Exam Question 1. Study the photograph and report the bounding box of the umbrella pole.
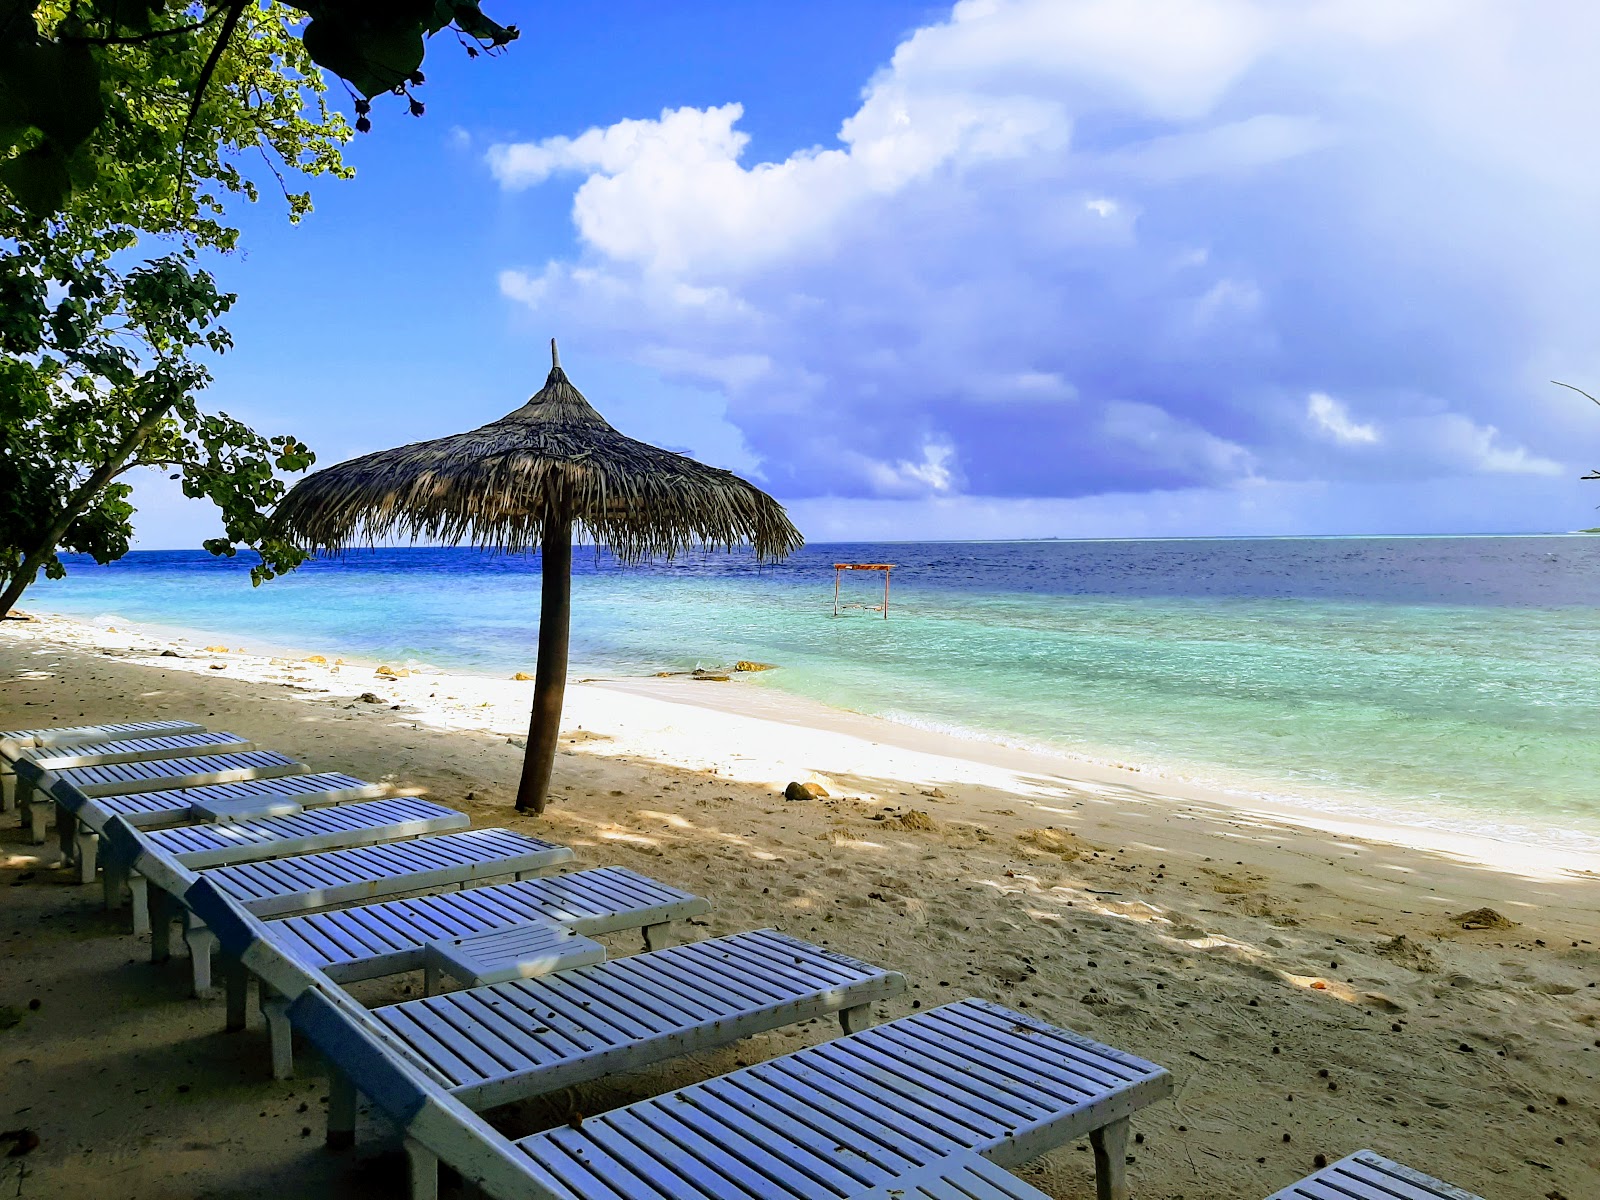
[516,515,573,813]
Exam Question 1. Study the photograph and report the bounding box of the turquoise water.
[31,537,1600,849]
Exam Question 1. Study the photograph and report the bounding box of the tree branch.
[177,2,249,184]
[59,10,224,47]
[1552,379,1600,407]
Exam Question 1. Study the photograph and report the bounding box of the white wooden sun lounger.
[75,773,380,891]
[345,927,907,1147]
[234,866,712,1071]
[1263,1150,1485,1200]
[84,771,384,831]
[28,748,306,846]
[263,866,710,984]
[2,719,208,811]
[187,867,1169,1200]
[97,796,472,910]
[17,731,256,841]
[100,816,575,996]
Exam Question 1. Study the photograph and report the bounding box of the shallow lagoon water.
[35,536,1600,850]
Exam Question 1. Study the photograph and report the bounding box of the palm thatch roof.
[272,342,803,562]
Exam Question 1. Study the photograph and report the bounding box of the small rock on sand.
[1017,827,1085,861]
[376,665,411,678]
[1449,907,1516,931]
[876,809,937,832]
[357,692,384,704]
[785,781,828,801]
[512,672,534,681]
[734,661,776,672]
[1374,934,1439,972]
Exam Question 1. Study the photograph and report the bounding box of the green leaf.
[301,16,426,99]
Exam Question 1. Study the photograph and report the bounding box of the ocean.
[30,536,1600,851]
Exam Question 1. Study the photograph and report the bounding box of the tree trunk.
[0,548,46,619]
[515,515,572,813]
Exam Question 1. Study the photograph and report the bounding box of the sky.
[132,0,1600,547]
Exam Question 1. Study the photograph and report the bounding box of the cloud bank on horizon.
[486,0,1600,537]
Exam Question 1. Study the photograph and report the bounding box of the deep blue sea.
[32,537,1600,849]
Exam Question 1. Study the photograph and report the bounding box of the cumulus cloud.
[486,0,1596,525]
[1308,393,1379,445]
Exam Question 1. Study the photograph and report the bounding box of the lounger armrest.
[291,986,553,1200]
[101,815,202,895]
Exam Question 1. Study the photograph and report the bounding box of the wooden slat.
[89,773,380,829]
[849,1153,1055,1200]
[1263,1150,1485,1200]
[369,930,904,1110]
[265,867,704,983]
[206,829,574,917]
[508,999,1171,1198]
[0,720,205,760]
[50,751,305,805]
[144,797,468,867]
[17,731,251,772]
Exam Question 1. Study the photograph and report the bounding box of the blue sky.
[133,0,1600,546]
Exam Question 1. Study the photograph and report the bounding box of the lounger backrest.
[184,875,552,1200]
[101,814,202,895]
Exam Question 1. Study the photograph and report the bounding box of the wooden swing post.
[832,563,895,619]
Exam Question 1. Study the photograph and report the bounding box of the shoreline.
[18,605,1600,882]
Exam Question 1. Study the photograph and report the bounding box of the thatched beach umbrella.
[273,341,802,813]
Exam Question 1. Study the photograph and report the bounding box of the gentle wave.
[31,536,1600,849]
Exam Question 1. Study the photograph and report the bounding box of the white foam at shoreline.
[12,606,1600,882]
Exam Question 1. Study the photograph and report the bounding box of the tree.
[0,2,515,617]
[1551,382,1600,487]
[0,1,519,221]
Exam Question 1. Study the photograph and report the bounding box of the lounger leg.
[102,856,128,911]
[17,777,35,830]
[641,921,677,952]
[130,874,151,937]
[56,804,76,864]
[839,1002,876,1035]
[1090,1117,1131,1200]
[75,829,98,885]
[27,792,47,846]
[327,1071,358,1149]
[224,958,249,1032]
[149,889,172,962]
[1,767,13,814]
[422,963,440,997]
[404,1137,439,1200]
[186,925,218,997]
[262,989,295,1080]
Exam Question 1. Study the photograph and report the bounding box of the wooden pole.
[883,566,890,619]
[833,567,842,616]
[516,514,572,813]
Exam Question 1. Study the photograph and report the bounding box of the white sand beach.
[2,609,1596,1199]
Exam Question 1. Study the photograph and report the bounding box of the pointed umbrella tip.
[550,338,560,370]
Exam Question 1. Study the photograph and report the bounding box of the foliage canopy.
[0,1,514,616]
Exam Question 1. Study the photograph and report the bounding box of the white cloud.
[1308,392,1379,445]
[861,440,960,497]
[1427,414,1561,477]
[486,0,1596,523]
